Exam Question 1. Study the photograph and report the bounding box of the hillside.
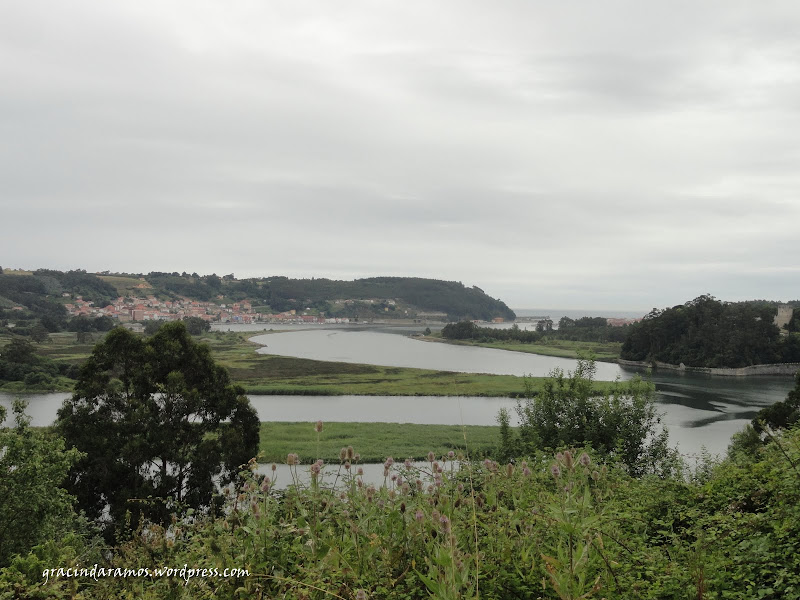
[0,269,515,327]
[105,272,516,322]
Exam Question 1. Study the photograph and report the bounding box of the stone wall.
[617,359,800,377]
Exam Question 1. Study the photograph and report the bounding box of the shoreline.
[417,334,621,363]
[618,359,800,377]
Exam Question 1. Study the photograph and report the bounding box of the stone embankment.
[617,359,800,377]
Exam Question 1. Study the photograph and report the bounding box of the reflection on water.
[2,327,795,460]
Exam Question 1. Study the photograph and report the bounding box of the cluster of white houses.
[64,296,350,325]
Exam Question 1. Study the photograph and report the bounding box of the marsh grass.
[259,422,501,463]
[425,334,622,362]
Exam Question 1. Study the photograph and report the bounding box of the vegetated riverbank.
[420,333,622,362]
[4,329,600,397]
[258,422,501,463]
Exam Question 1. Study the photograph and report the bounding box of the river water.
[2,326,795,459]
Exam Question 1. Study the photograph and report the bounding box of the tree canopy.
[621,295,797,368]
[0,400,83,566]
[55,322,260,535]
[501,359,675,477]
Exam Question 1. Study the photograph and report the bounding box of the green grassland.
[258,421,502,463]
[424,334,622,362]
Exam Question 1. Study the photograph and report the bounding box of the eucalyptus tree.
[56,322,260,535]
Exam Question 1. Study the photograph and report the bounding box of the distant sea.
[513,308,647,322]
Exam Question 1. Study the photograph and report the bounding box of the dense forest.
[144,273,516,321]
[620,295,800,368]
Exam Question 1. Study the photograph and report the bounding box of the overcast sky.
[1,1,799,311]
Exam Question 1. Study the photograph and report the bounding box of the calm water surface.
[251,329,626,380]
[3,328,794,459]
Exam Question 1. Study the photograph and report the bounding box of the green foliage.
[621,295,787,367]
[236,276,515,321]
[0,274,68,331]
[55,323,260,536]
[0,336,63,388]
[3,419,800,599]
[0,400,84,567]
[512,359,675,477]
[183,315,212,335]
[729,371,800,458]
[442,318,629,346]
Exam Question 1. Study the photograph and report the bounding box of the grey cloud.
[2,1,800,309]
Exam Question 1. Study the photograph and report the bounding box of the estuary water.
[2,326,795,458]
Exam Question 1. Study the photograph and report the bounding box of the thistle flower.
[347,446,354,460]
[457,482,464,492]
[506,463,514,478]
[271,463,277,472]
[344,461,351,471]
[523,467,531,477]
[550,464,561,478]
[439,515,451,534]
[404,458,412,469]
[340,447,348,462]
[579,452,591,467]
[356,590,367,600]
[314,420,323,433]
[415,509,424,522]
[563,450,574,470]
[354,453,361,462]
[260,477,271,493]
[287,453,297,466]
[448,450,455,459]
[357,467,364,476]
[591,470,600,481]
[427,451,435,462]
[383,466,390,477]
[384,456,394,468]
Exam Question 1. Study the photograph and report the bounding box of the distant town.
[63,294,354,326]
[62,293,646,329]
